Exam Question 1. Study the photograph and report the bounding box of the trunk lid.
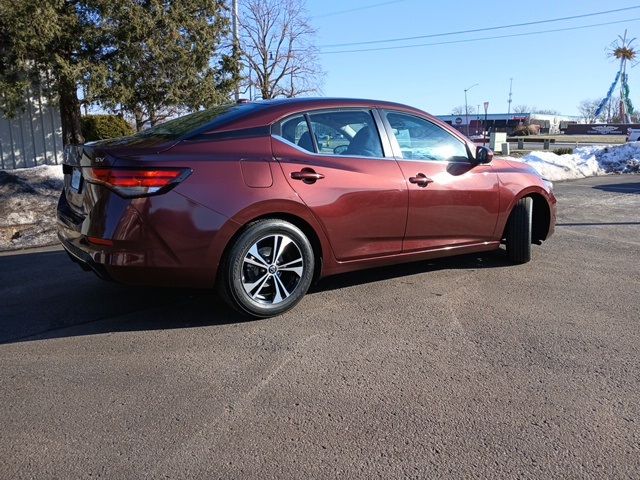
[61,136,179,216]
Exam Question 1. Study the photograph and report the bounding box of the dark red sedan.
[58,98,556,317]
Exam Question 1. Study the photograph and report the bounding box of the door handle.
[291,168,325,184]
[408,173,433,187]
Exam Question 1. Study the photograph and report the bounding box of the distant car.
[58,98,556,318]
[627,128,640,142]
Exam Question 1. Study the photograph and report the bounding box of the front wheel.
[505,197,532,264]
[219,219,315,318]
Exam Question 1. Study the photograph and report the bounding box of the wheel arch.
[501,187,552,243]
[212,202,331,285]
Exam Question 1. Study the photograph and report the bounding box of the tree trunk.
[149,108,157,127]
[134,108,145,132]
[58,75,84,146]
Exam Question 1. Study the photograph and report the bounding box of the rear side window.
[308,110,383,158]
[277,109,384,158]
[281,115,314,153]
[385,111,468,162]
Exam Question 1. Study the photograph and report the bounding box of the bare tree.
[239,0,322,99]
[577,99,604,123]
[532,108,560,115]
[513,104,530,114]
[451,105,476,115]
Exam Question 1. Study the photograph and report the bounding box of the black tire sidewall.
[506,197,532,263]
[225,220,314,318]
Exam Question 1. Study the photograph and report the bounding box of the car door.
[272,109,407,261]
[380,109,500,252]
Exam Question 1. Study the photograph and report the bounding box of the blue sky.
[306,0,640,115]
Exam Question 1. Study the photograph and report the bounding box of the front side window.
[385,111,469,162]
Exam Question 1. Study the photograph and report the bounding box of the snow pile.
[573,142,640,174]
[518,150,602,181]
[0,165,63,250]
[513,142,640,181]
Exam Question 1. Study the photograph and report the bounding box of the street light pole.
[464,83,479,137]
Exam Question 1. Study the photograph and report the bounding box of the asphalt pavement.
[1,176,639,479]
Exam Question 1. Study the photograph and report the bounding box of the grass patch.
[553,147,574,155]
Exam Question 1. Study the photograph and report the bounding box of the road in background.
[507,141,623,152]
[1,176,639,478]
[470,135,627,153]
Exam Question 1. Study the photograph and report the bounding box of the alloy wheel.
[241,234,304,305]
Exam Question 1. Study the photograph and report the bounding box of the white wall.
[0,94,63,170]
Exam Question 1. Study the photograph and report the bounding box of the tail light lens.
[83,167,191,198]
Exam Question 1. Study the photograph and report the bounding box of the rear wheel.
[506,197,532,264]
[219,219,314,318]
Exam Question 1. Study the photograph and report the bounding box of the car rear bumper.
[57,221,219,288]
[56,189,232,289]
[58,231,113,281]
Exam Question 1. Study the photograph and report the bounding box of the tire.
[506,197,532,264]
[218,219,315,318]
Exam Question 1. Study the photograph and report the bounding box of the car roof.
[248,97,416,109]
[203,97,433,133]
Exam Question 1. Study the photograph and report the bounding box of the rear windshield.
[134,105,242,140]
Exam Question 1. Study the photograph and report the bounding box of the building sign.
[455,117,463,125]
[564,123,640,135]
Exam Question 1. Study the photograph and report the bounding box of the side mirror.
[475,146,493,164]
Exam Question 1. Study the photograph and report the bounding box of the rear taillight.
[83,167,191,198]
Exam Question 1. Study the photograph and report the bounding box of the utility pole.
[464,83,478,137]
[483,102,489,146]
[507,78,513,115]
[618,29,631,123]
[232,0,240,102]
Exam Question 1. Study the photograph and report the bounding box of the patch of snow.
[508,142,640,181]
[0,165,64,251]
[12,164,65,181]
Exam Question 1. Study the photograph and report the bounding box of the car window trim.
[303,113,320,153]
[380,109,472,164]
[371,109,395,158]
[273,108,395,161]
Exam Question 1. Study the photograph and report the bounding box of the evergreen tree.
[0,0,101,145]
[0,0,238,142]
[91,0,237,131]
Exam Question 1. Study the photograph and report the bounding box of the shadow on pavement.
[592,182,640,194]
[0,250,246,345]
[557,222,640,226]
[313,250,511,293]
[0,248,511,345]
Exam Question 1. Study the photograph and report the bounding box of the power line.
[319,5,640,48]
[313,0,407,19]
[319,17,640,54]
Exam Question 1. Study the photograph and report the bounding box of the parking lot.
[1,176,639,478]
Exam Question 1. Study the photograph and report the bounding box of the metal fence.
[0,94,63,170]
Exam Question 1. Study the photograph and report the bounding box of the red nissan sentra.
[58,98,556,317]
